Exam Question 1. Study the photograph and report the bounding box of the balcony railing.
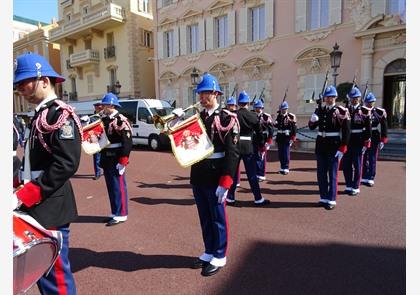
[104,46,116,59]
[60,0,73,8]
[70,49,100,67]
[50,3,126,40]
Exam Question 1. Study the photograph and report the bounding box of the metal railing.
[104,46,115,59]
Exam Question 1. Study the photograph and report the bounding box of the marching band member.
[253,99,274,181]
[13,52,82,295]
[274,101,297,175]
[226,91,270,206]
[187,73,240,276]
[308,85,350,210]
[92,103,104,180]
[98,93,133,226]
[342,87,372,196]
[225,97,241,187]
[361,92,388,187]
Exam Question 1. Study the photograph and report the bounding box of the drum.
[81,119,110,155]
[13,212,62,295]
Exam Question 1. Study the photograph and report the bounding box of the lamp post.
[62,90,69,102]
[191,67,199,103]
[329,42,343,87]
[114,80,122,96]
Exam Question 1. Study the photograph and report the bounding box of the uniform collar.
[35,94,58,112]
[351,104,360,110]
[205,103,220,116]
[325,104,335,110]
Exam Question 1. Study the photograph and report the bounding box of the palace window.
[164,30,174,58]
[250,5,265,42]
[215,15,228,48]
[307,0,329,30]
[187,24,199,54]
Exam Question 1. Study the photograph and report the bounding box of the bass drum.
[13,212,62,295]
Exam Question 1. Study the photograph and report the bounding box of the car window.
[149,107,173,117]
[119,101,137,124]
[138,107,151,123]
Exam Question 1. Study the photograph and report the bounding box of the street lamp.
[114,80,122,95]
[62,90,69,102]
[329,42,343,87]
[190,67,199,86]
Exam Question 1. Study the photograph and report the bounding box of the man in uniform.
[226,91,270,206]
[188,73,240,276]
[274,101,297,175]
[361,92,388,187]
[99,93,133,226]
[13,52,82,294]
[13,115,22,186]
[308,85,350,210]
[342,87,372,196]
[226,96,237,112]
[252,99,274,181]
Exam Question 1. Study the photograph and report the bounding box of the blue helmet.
[254,99,264,109]
[280,101,289,110]
[364,92,376,103]
[195,73,223,94]
[237,91,250,104]
[101,92,121,107]
[347,87,362,99]
[226,97,236,105]
[323,85,338,97]
[14,52,65,85]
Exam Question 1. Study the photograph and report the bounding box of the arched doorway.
[383,59,406,129]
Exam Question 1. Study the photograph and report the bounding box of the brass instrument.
[153,102,201,132]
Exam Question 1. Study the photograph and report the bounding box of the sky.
[13,0,58,24]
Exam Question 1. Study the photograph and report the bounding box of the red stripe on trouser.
[263,153,267,174]
[358,153,365,187]
[335,158,341,201]
[223,201,229,257]
[53,256,67,295]
[119,175,127,216]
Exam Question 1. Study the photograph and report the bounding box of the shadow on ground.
[214,241,405,295]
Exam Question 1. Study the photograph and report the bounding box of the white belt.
[351,129,363,133]
[318,132,340,137]
[371,127,378,130]
[277,130,290,135]
[105,143,122,148]
[207,152,225,159]
[13,151,17,156]
[240,136,252,140]
[20,170,43,181]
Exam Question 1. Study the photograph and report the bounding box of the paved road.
[26,148,405,295]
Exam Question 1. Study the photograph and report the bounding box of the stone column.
[361,34,375,86]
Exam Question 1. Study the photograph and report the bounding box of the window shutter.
[228,10,236,46]
[239,7,248,43]
[198,19,205,51]
[206,17,214,50]
[329,0,342,26]
[157,31,163,59]
[295,0,307,32]
[139,28,145,46]
[180,25,187,55]
[173,27,179,56]
[371,0,386,17]
[265,0,274,38]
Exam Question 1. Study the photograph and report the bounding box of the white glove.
[116,163,126,175]
[172,108,185,117]
[289,140,294,147]
[310,113,319,123]
[264,142,270,150]
[215,186,229,204]
[361,146,367,154]
[379,142,385,150]
[335,151,344,161]
[12,193,21,211]
[80,115,90,122]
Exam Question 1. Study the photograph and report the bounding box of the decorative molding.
[208,62,235,82]
[212,47,231,58]
[159,70,178,81]
[181,66,202,78]
[348,0,372,31]
[245,39,269,52]
[158,17,177,31]
[378,14,405,27]
[239,0,264,7]
[295,47,330,62]
[206,0,233,16]
[303,27,335,42]
[185,52,202,63]
[240,56,273,80]
[179,9,203,24]
[391,32,406,45]
[375,32,406,50]
[162,57,177,66]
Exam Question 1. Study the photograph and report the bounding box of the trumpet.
[153,102,201,132]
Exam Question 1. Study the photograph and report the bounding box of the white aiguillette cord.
[22,128,31,184]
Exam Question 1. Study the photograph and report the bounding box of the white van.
[69,98,173,150]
